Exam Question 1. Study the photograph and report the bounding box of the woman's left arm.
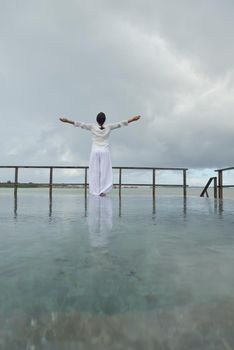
[127,115,141,123]
[109,115,141,130]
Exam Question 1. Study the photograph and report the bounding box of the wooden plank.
[0,165,188,171]
[200,177,214,197]
[0,182,187,187]
[0,165,88,169]
[113,166,188,171]
[215,166,234,172]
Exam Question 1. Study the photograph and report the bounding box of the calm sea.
[0,188,234,349]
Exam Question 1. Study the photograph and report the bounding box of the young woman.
[60,112,140,196]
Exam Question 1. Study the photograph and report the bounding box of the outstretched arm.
[59,117,92,130]
[128,115,141,123]
[109,115,141,130]
[59,117,75,125]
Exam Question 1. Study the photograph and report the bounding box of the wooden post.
[152,168,156,199]
[14,166,19,196]
[14,166,19,185]
[84,167,88,198]
[183,169,187,197]
[213,177,217,199]
[218,170,223,199]
[119,168,122,197]
[49,167,53,198]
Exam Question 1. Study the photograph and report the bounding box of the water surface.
[0,189,234,349]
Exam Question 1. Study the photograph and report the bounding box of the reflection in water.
[213,198,224,217]
[2,190,234,349]
[12,190,223,220]
[87,195,113,247]
[119,194,121,217]
[49,192,52,217]
[152,196,156,215]
[219,199,224,215]
[14,192,17,218]
[183,196,187,217]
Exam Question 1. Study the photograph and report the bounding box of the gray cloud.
[1,0,234,184]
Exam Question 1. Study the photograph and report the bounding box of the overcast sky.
[1,0,234,185]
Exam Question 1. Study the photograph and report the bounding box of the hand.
[131,115,141,122]
[59,117,69,123]
[128,115,141,123]
[133,115,141,121]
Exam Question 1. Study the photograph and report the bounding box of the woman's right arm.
[59,117,75,125]
[59,117,92,130]
[109,115,141,130]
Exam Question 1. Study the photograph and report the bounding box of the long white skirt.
[88,145,113,195]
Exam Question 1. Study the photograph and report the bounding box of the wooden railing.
[200,177,217,198]
[0,165,188,198]
[215,167,234,199]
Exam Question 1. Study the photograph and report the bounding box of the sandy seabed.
[1,298,234,350]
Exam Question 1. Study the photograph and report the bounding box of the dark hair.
[96,112,106,130]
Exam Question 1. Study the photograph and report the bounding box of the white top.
[74,120,128,147]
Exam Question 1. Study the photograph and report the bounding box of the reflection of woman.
[60,112,140,196]
[87,195,113,247]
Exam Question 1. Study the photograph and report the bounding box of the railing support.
[200,177,218,198]
[218,170,223,199]
[49,167,53,197]
[0,165,189,197]
[119,168,122,197]
[152,168,156,200]
[214,167,234,200]
[213,177,217,199]
[183,169,187,197]
[14,167,19,196]
[84,168,88,197]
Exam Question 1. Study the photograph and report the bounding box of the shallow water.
[0,189,234,349]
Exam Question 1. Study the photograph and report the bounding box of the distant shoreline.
[0,183,189,188]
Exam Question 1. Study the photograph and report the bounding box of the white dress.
[74,120,128,195]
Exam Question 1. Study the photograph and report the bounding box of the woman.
[60,112,141,196]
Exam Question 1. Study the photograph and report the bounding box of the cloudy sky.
[1,0,234,186]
